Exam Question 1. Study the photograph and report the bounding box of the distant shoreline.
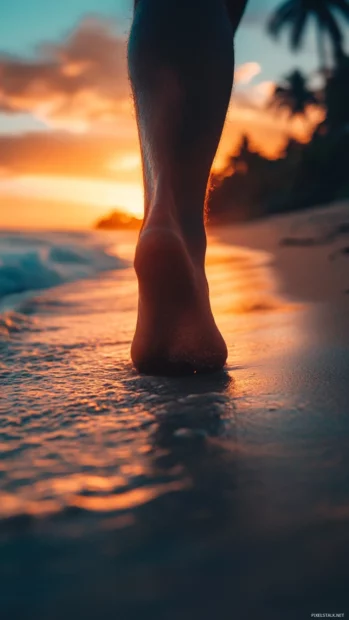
[94,210,141,231]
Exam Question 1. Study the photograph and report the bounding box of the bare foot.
[131,217,227,375]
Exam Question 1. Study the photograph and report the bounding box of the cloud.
[0,17,323,188]
[0,18,131,130]
[232,79,276,111]
[0,131,140,183]
[235,62,261,85]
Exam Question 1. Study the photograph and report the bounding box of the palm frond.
[318,5,344,53]
[330,0,349,21]
[267,0,296,37]
[290,9,309,49]
[269,67,319,118]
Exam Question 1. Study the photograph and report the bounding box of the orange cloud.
[0,131,141,182]
[0,18,131,131]
[234,62,261,85]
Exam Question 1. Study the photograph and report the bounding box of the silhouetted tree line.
[208,0,349,223]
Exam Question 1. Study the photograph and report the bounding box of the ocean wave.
[0,230,126,305]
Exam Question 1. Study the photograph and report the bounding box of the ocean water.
[0,230,126,312]
[1,229,349,619]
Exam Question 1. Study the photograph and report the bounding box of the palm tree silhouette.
[268,0,349,72]
[270,70,318,122]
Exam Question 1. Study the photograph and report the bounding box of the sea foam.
[0,230,126,304]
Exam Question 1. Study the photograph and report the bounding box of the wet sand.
[216,200,349,304]
[1,203,349,619]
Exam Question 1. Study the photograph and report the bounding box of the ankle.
[142,197,206,265]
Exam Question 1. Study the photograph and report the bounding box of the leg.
[128,0,247,375]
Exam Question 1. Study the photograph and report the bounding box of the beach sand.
[1,202,349,619]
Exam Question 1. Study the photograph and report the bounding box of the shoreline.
[1,201,348,321]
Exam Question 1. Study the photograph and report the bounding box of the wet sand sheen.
[1,233,302,518]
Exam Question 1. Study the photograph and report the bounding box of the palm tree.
[268,0,349,72]
[269,70,318,122]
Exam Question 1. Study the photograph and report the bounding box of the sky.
[0,0,345,229]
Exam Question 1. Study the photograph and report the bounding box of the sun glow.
[0,175,144,229]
